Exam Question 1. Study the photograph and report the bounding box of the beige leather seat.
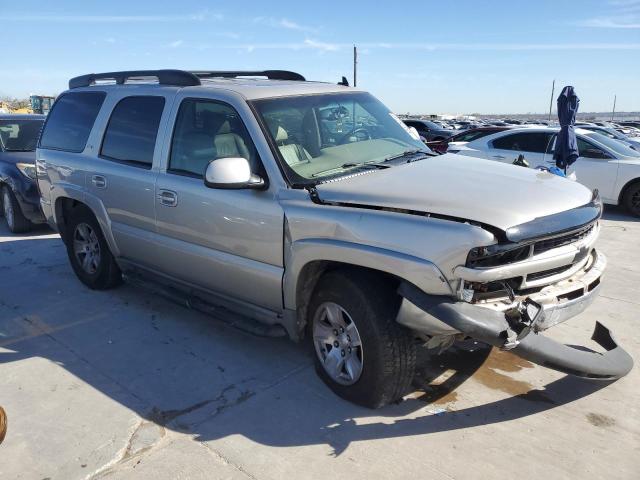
[274,126,311,166]
[214,120,251,160]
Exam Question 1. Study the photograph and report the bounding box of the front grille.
[527,264,574,281]
[533,223,595,255]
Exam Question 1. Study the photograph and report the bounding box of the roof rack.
[190,70,306,81]
[69,70,201,89]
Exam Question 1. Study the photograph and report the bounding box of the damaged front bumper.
[396,253,633,379]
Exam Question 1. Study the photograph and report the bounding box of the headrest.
[275,126,288,143]
[217,120,231,134]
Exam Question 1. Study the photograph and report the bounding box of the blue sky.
[1,0,639,114]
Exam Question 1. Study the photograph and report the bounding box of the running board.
[125,272,287,338]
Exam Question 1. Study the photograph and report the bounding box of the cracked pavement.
[1,207,639,480]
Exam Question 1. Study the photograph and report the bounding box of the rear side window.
[100,96,165,168]
[492,132,553,153]
[39,92,106,152]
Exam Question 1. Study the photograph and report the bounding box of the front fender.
[282,237,453,310]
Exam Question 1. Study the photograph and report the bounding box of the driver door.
[153,95,284,311]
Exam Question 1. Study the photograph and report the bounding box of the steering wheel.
[337,127,372,145]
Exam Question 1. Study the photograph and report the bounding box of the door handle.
[157,189,178,207]
[492,155,506,160]
[91,175,107,189]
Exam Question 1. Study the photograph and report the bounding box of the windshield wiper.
[383,149,435,163]
[341,161,390,169]
[312,161,390,177]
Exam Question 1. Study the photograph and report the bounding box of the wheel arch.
[618,177,640,205]
[283,238,453,338]
[53,193,120,256]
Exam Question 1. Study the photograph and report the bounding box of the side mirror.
[204,157,265,190]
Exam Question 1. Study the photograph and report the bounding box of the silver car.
[36,70,632,408]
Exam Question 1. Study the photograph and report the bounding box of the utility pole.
[353,45,357,87]
[611,95,617,122]
[548,79,555,122]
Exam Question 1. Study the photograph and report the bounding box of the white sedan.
[449,127,640,216]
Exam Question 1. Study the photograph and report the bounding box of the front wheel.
[622,182,640,217]
[309,270,416,408]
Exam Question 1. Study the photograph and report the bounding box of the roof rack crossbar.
[69,70,201,89]
[190,70,306,81]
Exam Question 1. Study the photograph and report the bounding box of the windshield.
[251,92,427,184]
[584,131,640,158]
[0,119,44,152]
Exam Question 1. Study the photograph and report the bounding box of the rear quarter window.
[39,92,106,152]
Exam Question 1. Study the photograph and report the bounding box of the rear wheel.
[65,206,122,289]
[309,270,416,408]
[622,182,640,217]
[2,185,31,233]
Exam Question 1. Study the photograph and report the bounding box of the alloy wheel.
[313,302,364,386]
[73,223,101,274]
[631,188,640,214]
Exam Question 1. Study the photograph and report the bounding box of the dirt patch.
[586,412,616,428]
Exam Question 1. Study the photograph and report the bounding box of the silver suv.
[36,70,632,408]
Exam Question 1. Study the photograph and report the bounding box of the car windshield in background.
[0,119,44,152]
[584,131,640,158]
[252,92,427,184]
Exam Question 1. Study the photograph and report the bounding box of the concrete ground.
[0,207,638,480]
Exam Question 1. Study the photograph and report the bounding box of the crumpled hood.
[315,154,594,231]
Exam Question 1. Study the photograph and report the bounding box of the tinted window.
[577,138,609,159]
[39,92,106,152]
[454,130,496,142]
[169,99,257,177]
[492,132,553,153]
[0,119,44,151]
[101,96,165,167]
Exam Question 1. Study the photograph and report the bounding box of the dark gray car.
[0,114,46,232]
[402,119,455,141]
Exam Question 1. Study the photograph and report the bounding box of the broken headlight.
[466,243,531,268]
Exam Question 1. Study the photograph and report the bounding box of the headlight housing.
[16,162,37,180]
[466,243,532,268]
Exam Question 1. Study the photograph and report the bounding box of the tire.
[622,182,640,217]
[2,185,31,233]
[308,269,416,408]
[64,206,122,290]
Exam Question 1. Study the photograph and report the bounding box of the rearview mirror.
[204,157,265,190]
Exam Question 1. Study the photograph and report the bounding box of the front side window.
[39,92,106,152]
[492,132,553,153]
[252,92,426,184]
[101,96,165,168]
[169,99,257,178]
[0,119,44,152]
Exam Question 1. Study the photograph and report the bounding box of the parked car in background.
[36,69,631,408]
[450,127,640,216]
[401,119,455,141]
[0,114,46,232]
[579,125,640,150]
[427,126,512,154]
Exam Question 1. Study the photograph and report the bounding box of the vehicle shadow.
[602,204,639,223]
[0,234,611,455]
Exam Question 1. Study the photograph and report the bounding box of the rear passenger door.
[153,95,284,311]
[487,131,554,166]
[87,93,170,267]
